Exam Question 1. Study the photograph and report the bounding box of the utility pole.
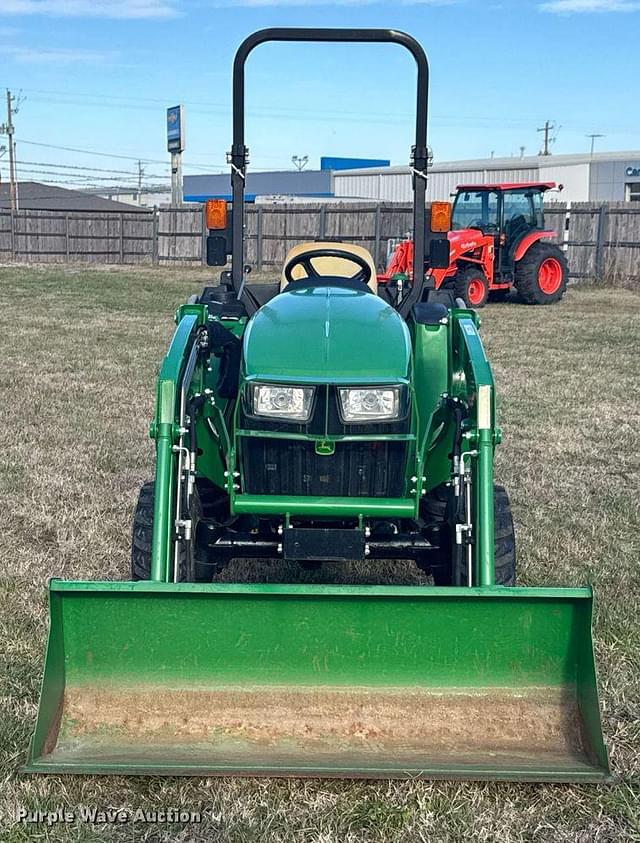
[0,90,20,211]
[537,120,555,156]
[292,155,308,172]
[586,133,605,157]
[137,159,145,205]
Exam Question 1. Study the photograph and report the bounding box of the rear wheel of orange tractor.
[453,267,489,308]
[515,242,568,305]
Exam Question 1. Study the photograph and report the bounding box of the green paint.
[150,311,206,582]
[242,286,411,383]
[412,320,453,490]
[477,427,495,586]
[25,581,609,780]
[233,494,417,518]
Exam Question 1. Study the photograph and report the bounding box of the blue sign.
[167,105,184,153]
[320,157,390,171]
[626,166,640,178]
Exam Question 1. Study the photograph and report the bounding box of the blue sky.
[0,0,638,189]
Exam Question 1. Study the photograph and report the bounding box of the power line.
[17,161,168,181]
[16,158,145,176]
[16,138,227,171]
[17,167,168,184]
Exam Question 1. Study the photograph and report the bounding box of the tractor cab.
[452,183,555,273]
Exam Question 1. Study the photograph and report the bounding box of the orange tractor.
[383,182,568,307]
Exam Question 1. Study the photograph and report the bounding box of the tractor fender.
[513,230,556,263]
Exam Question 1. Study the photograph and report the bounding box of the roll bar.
[230,28,430,316]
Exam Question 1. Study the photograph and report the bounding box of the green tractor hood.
[242,286,411,384]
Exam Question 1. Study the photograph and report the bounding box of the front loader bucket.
[26,581,609,781]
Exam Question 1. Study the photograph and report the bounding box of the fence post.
[119,213,125,264]
[65,214,70,261]
[562,202,571,254]
[152,208,159,265]
[594,205,607,281]
[374,204,382,269]
[201,205,207,266]
[319,206,326,240]
[255,206,263,271]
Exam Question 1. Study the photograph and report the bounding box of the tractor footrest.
[283,527,365,562]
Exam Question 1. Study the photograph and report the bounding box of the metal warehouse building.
[184,169,334,202]
[184,157,390,203]
[333,151,640,204]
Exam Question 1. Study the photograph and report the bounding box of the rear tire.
[454,267,489,308]
[515,242,568,305]
[130,481,215,582]
[420,483,516,586]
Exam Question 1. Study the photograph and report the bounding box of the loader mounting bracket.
[283,526,365,562]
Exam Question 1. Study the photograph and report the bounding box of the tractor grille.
[239,386,410,499]
[242,438,407,498]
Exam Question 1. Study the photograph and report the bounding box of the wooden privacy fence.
[0,210,158,264]
[244,204,412,270]
[0,202,639,282]
[544,202,640,283]
[0,208,204,266]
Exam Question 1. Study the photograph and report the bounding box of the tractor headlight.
[251,383,314,422]
[338,386,401,422]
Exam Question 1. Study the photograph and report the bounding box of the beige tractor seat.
[280,241,378,293]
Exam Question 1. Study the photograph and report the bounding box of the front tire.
[515,242,568,304]
[454,267,489,308]
[131,481,214,582]
[420,483,516,586]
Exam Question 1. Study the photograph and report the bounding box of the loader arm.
[416,306,497,586]
[451,311,497,586]
[149,305,209,582]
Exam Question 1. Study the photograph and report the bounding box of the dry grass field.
[0,264,638,842]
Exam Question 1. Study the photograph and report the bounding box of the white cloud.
[1,44,115,61]
[0,0,178,18]
[540,0,639,11]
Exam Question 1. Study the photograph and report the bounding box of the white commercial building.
[87,185,172,208]
[333,151,640,205]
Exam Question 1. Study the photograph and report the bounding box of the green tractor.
[27,29,609,782]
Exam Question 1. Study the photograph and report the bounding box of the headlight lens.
[338,386,401,422]
[251,384,314,422]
